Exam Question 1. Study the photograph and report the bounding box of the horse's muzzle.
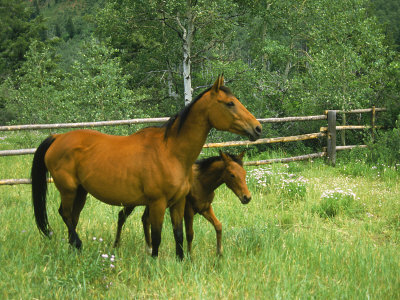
[241,195,251,204]
[248,125,262,141]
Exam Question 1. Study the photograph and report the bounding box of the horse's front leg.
[184,202,195,254]
[201,205,223,256]
[148,200,167,258]
[114,206,135,248]
[169,197,186,260]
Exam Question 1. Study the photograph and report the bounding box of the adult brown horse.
[113,151,250,256]
[31,75,261,259]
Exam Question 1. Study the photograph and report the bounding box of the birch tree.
[95,0,237,106]
[176,0,195,105]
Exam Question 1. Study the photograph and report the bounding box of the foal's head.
[220,151,251,204]
[206,75,262,141]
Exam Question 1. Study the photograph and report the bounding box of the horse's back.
[46,128,163,161]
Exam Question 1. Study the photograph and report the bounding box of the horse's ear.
[238,151,245,160]
[212,74,224,92]
[220,150,232,164]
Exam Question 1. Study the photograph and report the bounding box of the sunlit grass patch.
[247,164,308,202]
[313,188,361,218]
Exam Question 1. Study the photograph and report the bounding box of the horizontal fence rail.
[0,118,170,132]
[0,148,36,156]
[204,133,325,148]
[324,108,386,114]
[244,152,327,166]
[0,107,386,185]
[257,115,327,123]
[0,116,329,132]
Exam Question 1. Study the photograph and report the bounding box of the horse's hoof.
[145,245,152,255]
[75,241,82,250]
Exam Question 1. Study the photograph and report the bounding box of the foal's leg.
[201,205,223,255]
[113,206,135,248]
[184,203,195,254]
[148,200,167,258]
[141,207,152,254]
[169,198,186,260]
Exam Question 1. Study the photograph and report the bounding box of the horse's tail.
[31,136,56,237]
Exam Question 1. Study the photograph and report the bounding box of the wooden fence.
[0,107,385,185]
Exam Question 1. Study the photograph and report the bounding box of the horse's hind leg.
[58,186,85,249]
[72,185,88,229]
[113,206,135,248]
[141,206,152,255]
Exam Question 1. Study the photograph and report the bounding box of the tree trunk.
[178,1,195,106]
[167,68,179,100]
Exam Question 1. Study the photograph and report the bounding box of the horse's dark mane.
[162,86,233,139]
[195,152,243,173]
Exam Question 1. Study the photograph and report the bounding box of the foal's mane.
[195,152,243,173]
[162,86,233,139]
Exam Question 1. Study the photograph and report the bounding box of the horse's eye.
[230,173,235,178]
[226,101,235,107]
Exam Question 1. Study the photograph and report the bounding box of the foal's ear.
[212,74,224,92]
[219,150,232,164]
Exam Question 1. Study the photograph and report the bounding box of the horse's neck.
[197,161,224,193]
[168,103,211,169]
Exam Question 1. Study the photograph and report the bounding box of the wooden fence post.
[327,110,337,166]
[371,105,376,142]
[341,112,346,146]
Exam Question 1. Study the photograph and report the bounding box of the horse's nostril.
[243,195,251,204]
[255,126,262,135]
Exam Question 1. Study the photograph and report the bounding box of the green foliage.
[237,0,395,119]
[371,0,400,49]
[0,0,47,80]
[65,16,76,39]
[366,124,400,166]
[0,40,64,124]
[1,38,148,127]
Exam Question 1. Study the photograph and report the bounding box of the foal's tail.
[31,136,55,237]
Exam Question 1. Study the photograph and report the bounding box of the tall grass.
[0,142,399,298]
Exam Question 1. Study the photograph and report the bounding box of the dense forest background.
[1,0,400,158]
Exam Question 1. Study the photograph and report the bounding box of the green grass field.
[0,135,399,299]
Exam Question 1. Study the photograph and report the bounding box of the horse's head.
[206,75,262,141]
[220,151,251,204]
